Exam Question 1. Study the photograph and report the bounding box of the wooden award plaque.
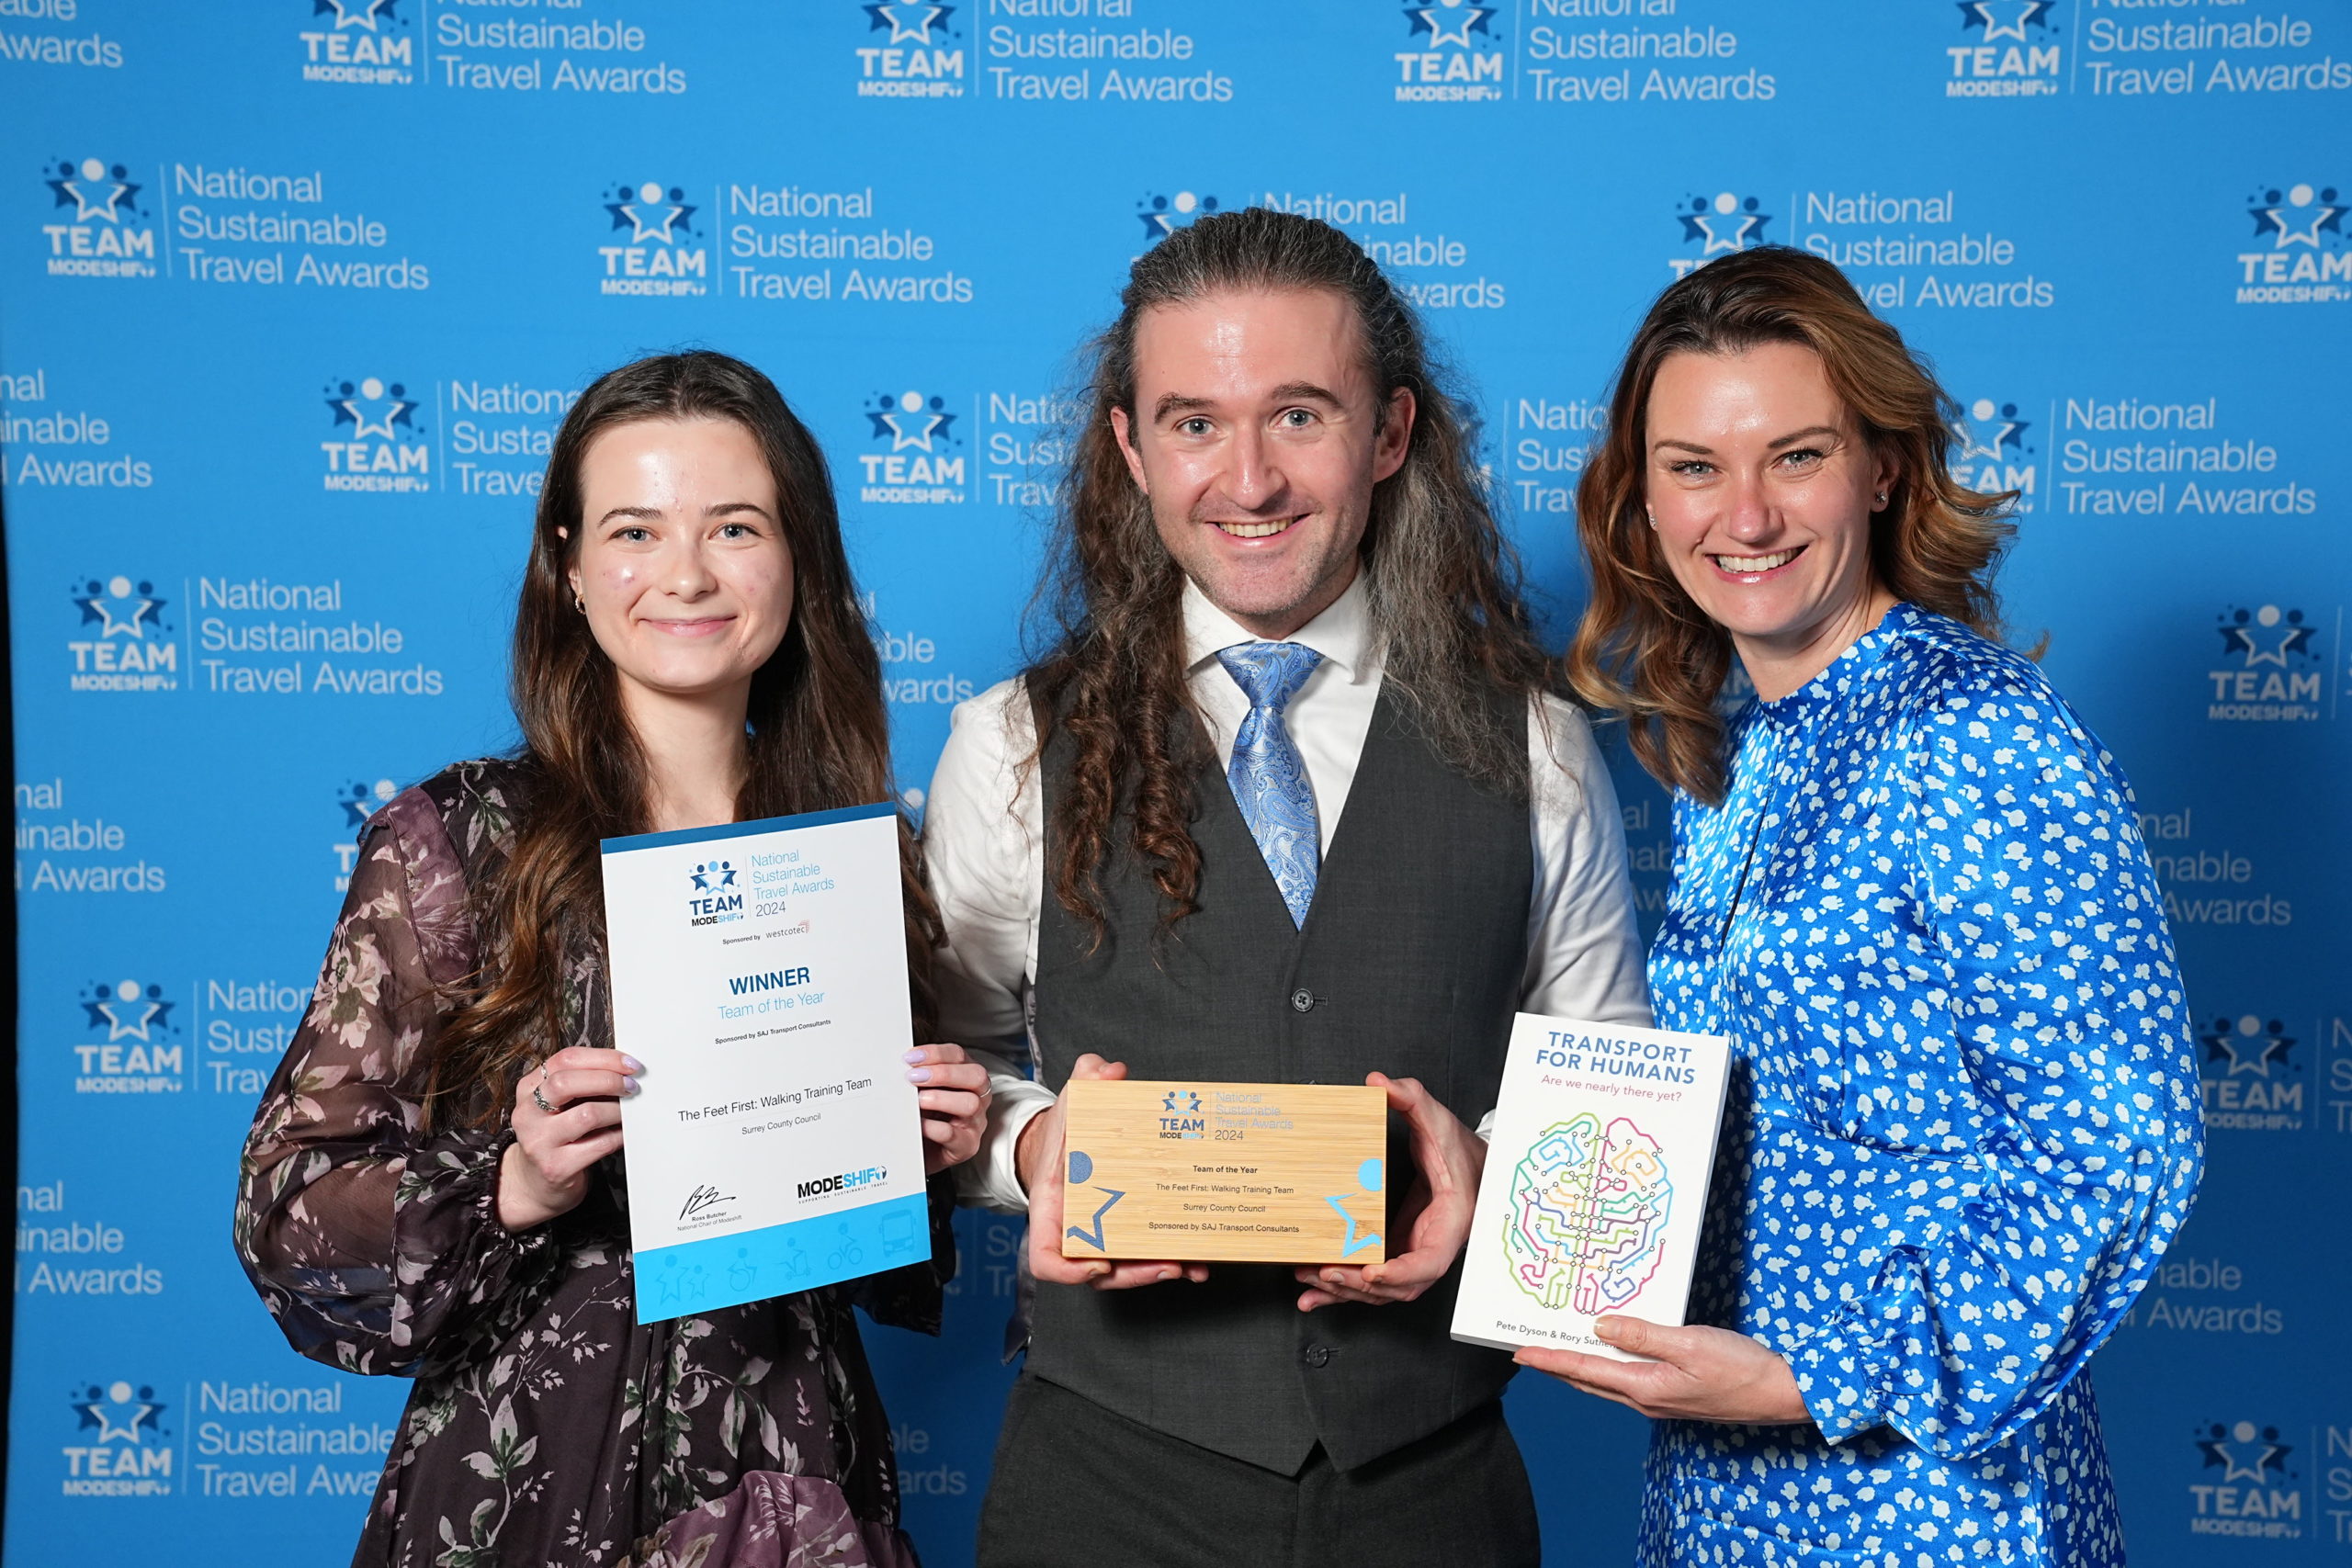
[1057,1079,1390,1265]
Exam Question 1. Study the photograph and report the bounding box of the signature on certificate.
[679,1184,737,1222]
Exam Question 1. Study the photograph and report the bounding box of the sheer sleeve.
[232,786,564,1377]
[1782,672,2205,1458]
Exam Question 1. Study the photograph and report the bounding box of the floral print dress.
[234,760,952,1568]
[1641,606,2204,1564]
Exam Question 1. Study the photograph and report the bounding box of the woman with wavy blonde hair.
[1533,248,2204,1565]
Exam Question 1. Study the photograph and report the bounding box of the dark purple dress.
[233,760,950,1568]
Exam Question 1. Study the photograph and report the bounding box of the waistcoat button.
[1304,1346,1332,1368]
[1290,988,1315,1013]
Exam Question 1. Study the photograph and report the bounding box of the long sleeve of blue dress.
[1778,672,2206,1458]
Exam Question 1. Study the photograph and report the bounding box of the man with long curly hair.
[924,209,1650,1567]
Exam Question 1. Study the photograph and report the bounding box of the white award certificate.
[603,802,927,1324]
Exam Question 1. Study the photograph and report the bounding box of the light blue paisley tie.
[1216,641,1324,928]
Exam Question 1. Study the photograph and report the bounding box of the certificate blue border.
[635,1190,932,1324]
[601,799,897,856]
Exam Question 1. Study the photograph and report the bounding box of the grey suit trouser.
[976,1373,1541,1568]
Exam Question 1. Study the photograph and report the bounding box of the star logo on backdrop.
[2217,605,2315,667]
[2198,1422,2292,1484]
[867,391,956,452]
[864,1,952,44]
[1404,0,1494,49]
[73,1383,164,1445]
[339,779,396,829]
[326,378,416,442]
[73,576,166,638]
[1958,0,2053,42]
[1160,1089,1203,1115]
[314,0,399,29]
[82,981,174,1043]
[1136,190,1220,243]
[1679,192,1771,254]
[47,160,138,223]
[2247,184,2344,248]
[1953,400,2030,461]
[2198,1016,2296,1077]
[606,181,695,244]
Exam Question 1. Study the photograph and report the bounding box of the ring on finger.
[531,1064,555,1115]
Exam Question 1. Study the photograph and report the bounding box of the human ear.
[1109,406,1149,496]
[1372,386,1417,484]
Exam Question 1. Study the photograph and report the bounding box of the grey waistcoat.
[1028,682,1533,1474]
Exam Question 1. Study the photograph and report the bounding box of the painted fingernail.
[907,1066,933,1083]
[622,1056,645,1075]
[621,1077,639,1097]
[903,1048,925,1064]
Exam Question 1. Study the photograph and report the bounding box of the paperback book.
[1452,1013,1731,1362]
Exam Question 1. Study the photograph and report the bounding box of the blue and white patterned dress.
[1641,604,2204,1565]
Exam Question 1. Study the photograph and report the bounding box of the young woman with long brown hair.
[1527,248,2204,1564]
[234,351,989,1568]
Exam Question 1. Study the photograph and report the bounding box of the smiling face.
[567,415,794,713]
[1644,342,1898,696]
[1110,287,1413,639]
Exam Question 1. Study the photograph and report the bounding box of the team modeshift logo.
[854,1,965,97]
[1668,191,1771,278]
[1136,190,1221,245]
[1944,1,2060,98]
[2235,182,2348,306]
[1950,398,2037,513]
[67,575,176,693]
[688,859,744,926]
[296,0,416,86]
[334,777,397,890]
[40,158,155,279]
[1394,0,1503,102]
[322,376,429,493]
[859,389,966,504]
[2197,1014,2302,1133]
[74,978,183,1093]
[599,180,707,297]
[62,1382,173,1497]
[2206,604,2325,723]
[2188,1420,2302,1540]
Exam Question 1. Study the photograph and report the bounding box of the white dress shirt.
[925,574,1654,1213]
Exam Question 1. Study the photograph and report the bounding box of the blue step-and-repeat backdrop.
[3,2,2347,1562]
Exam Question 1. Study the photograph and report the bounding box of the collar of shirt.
[1179,571,1379,685]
